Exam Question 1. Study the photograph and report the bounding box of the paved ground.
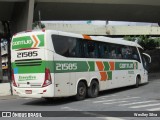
[0,74,160,120]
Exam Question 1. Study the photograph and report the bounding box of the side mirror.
[142,53,151,63]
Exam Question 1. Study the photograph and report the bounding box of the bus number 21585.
[17,51,38,58]
[56,63,77,71]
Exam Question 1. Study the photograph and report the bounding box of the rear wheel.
[75,81,87,100]
[87,80,99,98]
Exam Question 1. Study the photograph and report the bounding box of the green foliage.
[32,21,45,29]
[124,35,160,50]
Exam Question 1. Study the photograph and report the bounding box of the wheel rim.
[79,86,85,96]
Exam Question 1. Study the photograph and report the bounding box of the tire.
[87,80,99,98]
[135,76,140,88]
[75,81,87,101]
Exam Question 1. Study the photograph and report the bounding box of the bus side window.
[77,39,83,58]
[84,40,98,58]
[52,35,83,58]
[116,45,122,59]
[99,43,109,59]
[98,43,103,58]
[109,45,117,59]
[103,44,109,58]
[83,41,89,58]
[70,38,84,58]
[52,35,70,57]
[68,38,76,57]
[131,47,140,62]
[122,46,131,59]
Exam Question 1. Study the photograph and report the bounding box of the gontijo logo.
[12,40,32,46]
[12,34,44,50]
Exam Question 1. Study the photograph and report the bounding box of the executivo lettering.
[18,75,36,81]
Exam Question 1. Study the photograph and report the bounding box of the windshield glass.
[138,48,150,71]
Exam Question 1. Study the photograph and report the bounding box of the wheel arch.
[88,78,99,87]
[135,74,141,84]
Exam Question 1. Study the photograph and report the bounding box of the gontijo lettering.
[119,63,133,69]
[12,34,44,50]
[12,40,32,46]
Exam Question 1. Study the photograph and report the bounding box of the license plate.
[25,90,32,94]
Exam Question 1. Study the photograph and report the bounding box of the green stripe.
[103,62,110,71]
[107,71,112,80]
[115,62,137,70]
[12,61,138,74]
[54,61,88,73]
[45,61,55,73]
[88,61,95,71]
[12,61,45,74]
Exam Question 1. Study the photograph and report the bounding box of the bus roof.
[90,36,143,49]
[50,30,143,49]
[13,29,143,49]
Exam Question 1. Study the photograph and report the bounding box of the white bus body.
[11,30,151,100]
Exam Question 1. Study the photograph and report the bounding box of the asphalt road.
[0,77,160,120]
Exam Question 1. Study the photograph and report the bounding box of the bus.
[11,30,151,100]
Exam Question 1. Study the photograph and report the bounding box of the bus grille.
[15,59,42,66]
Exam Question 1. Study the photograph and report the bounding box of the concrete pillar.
[11,0,35,33]
[26,0,35,30]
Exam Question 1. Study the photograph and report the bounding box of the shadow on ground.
[23,83,147,106]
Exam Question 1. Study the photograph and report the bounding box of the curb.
[0,95,19,100]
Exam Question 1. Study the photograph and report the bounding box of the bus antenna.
[38,10,42,28]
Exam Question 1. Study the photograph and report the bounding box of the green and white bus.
[11,30,151,100]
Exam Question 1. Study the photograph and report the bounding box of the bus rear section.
[11,31,54,98]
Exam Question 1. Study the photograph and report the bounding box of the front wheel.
[135,76,141,88]
[75,81,87,100]
[87,80,99,98]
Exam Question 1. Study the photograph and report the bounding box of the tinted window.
[83,40,98,58]
[52,35,81,57]
[121,46,132,59]
[141,54,149,70]
[109,44,117,59]
[98,43,110,58]
[52,34,141,61]
[108,44,123,59]
[116,45,123,59]
[131,47,140,62]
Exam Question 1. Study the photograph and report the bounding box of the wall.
[146,49,160,73]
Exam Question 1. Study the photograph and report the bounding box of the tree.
[124,35,160,50]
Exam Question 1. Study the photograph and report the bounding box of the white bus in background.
[11,30,151,100]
